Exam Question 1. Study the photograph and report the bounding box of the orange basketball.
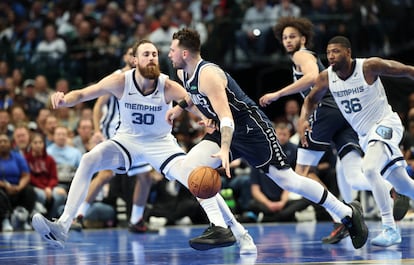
[188,166,222,199]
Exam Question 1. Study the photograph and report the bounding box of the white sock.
[215,194,246,238]
[199,198,227,228]
[322,192,352,220]
[130,205,144,224]
[76,202,90,218]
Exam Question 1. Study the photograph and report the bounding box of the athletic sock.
[199,198,227,228]
[130,205,144,224]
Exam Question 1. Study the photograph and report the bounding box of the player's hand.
[259,92,279,107]
[211,149,231,178]
[297,117,311,147]
[199,119,218,130]
[50,92,65,109]
[91,131,105,145]
[166,106,183,125]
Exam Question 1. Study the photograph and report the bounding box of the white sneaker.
[2,218,13,232]
[371,225,402,247]
[237,232,257,254]
[32,213,68,248]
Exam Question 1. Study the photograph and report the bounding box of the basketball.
[188,166,222,199]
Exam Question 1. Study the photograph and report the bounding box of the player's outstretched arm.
[50,73,124,109]
[364,57,414,84]
[259,51,319,107]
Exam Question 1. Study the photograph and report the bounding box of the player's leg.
[71,169,115,230]
[267,165,368,249]
[32,141,126,248]
[362,141,402,246]
[128,168,159,233]
[167,140,256,253]
[296,148,347,243]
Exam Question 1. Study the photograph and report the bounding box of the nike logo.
[128,92,137,95]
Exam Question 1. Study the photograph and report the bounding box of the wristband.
[220,117,234,130]
[177,99,188,109]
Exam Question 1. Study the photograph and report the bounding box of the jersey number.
[341,98,362,113]
[132,113,154,125]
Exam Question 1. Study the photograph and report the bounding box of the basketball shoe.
[322,222,349,244]
[371,225,401,247]
[391,188,410,221]
[237,232,257,254]
[32,213,68,249]
[341,200,369,249]
[128,219,159,233]
[189,223,236,250]
[69,215,84,232]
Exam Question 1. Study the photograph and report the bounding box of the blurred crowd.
[1,0,414,232]
[1,0,413,87]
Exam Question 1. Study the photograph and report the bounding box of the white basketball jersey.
[327,58,393,136]
[116,69,172,138]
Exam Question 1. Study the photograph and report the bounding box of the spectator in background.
[0,134,35,231]
[67,19,95,85]
[274,122,297,168]
[178,9,207,46]
[188,0,215,23]
[13,26,39,69]
[72,118,94,154]
[34,75,54,107]
[55,78,70,93]
[43,114,58,147]
[14,79,45,122]
[0,110,13,139]
[126,21,149,47]
[149,12,178,78]
[26,133,67,219]
[11,69,24,96]
[146,173,208,226]
[46,126,82,191]
[235,0,274,59]
[272,0,301,20]
[302,0,329,53]
[248,166,311,223]
[9,105,32,131]
[12,125,31,155]
[33,23,67,83]
[34,108,51,136]
[0,78,13,110]
[91,25,121,80]
[202,3,240,66]
[0,61,9,84]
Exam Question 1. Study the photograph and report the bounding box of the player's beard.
[286,42,301,55]
[138,64,161,79]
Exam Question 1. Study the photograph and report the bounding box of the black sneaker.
[322,222,349,244]
[128,219,159,234]
[189,223,236,251]
[70,215,84,232]
[341,201,369,249]
[390,188,410,221]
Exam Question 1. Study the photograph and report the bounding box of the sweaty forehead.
[138,43,157,53]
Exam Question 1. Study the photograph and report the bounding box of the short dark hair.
[172,28,200,53]
[328,36,351,48]
[273,17,314,48]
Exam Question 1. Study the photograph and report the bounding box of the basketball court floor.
[1,220,413,265]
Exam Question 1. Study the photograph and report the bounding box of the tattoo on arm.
[220,126,234,149]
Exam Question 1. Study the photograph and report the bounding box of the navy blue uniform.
[183,60,290,173]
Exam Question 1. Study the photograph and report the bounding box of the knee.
[362,163,379,181]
